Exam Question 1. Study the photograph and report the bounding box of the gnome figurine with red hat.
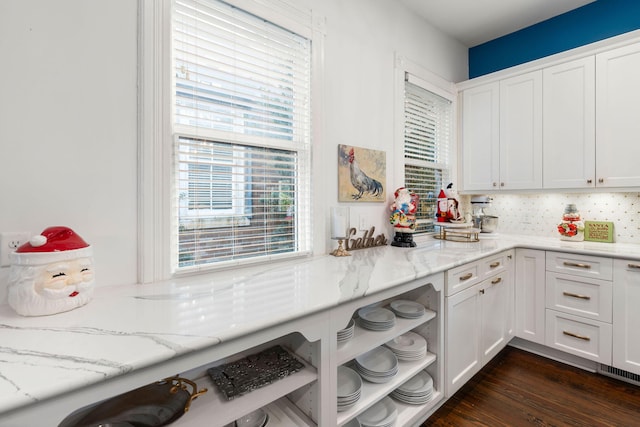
[7,226,95,316]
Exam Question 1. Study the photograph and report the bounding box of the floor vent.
[598,364,640,386]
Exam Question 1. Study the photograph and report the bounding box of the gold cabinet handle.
[628,264,640,269]
[563,331,590,341]
[491,277,502,285]
[460,273,473,281]
[598,178,604,184]
[563,261,591,269]
[489,261,500,268]
[587,179,592,184]
[563,291,591,300]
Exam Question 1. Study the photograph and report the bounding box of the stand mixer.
[470,196,497,233]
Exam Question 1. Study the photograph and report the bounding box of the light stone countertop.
[1,234,640,420]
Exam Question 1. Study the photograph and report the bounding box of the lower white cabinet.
[445,250,513,397]
[544,252,613,364]
[515,249,546,344]
[613,259,640,375]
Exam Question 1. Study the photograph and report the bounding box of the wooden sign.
[584,221,614,243]
[345,226,388,251]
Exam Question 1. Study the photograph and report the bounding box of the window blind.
[404,75,452,233]
[173,0,312,271]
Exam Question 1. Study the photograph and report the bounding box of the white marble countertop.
[2,234,640,419]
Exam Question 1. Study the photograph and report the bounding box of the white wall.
[0,0,138,293]
[0,0,468,295]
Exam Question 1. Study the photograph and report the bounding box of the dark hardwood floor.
[423,346,640,427]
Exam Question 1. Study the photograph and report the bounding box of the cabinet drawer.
[546,251,613,280]
[481,250,512,279]
[545,309,612,364]
[446,262,481,296]
[545,272,612,322]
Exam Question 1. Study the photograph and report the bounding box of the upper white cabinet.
[461,38,640,191]
[461,71,542,192]
[499,71,543,190]
[461,83,500,191]
[543,57,596,189]
[595,42,640,188]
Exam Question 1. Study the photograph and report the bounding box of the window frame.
[393,54,457,234]
[138,0,325,282]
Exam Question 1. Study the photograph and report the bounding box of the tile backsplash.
[460,193,640,244]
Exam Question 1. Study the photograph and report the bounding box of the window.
[402,72,453,233]
[172,0,312,271]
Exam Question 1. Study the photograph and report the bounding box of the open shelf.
[337,309,436,365]
[337,352,436,426]
[174,357,317,427]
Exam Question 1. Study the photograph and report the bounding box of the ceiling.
[398,0,596,47]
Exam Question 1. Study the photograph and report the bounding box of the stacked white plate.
[389,300,426,319]
[354,346,398,383]
[384,331,427,361]
[343,417,362,427]
[235,408,269,427]
[337,365,362,412]
[390,370,434,405]
[357,396,398,427]
[358,307,396,331]
[338,318,356,343]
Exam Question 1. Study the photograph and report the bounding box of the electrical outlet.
[0,232,31,267]
[359,215,367,231]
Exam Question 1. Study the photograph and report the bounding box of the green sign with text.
[584,221,614,243]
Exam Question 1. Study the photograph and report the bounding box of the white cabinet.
[460,71,542,191]
[515,249,546,344]
[544,252,613,364]
[499,71,543,190]
[543,57,596,189]
[335,277,443,427]
[461,82,500,191]
[445,250,513,397]
[595,42,640,188]
[612,259,640,375]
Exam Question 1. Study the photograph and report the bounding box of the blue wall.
[469,0,640,78]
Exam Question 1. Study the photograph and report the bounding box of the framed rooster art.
[338,144,386,202]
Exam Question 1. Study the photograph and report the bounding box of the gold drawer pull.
[629,264,640,269]
[563,291,591,300]
[563,331,591,341]
[491,277,502,285]
[563,261,591,269]
[489,261,500,268]
[460,273,473,281]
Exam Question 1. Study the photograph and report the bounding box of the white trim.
[138,0,173,282]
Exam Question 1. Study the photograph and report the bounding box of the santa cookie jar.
[7,226,95,316]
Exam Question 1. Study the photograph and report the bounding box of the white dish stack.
[357,307,396,331]
[384,331,427,361]
[357,396,398,427]
[389,300,426,319]
[390,370,434,405]
[337,365,363,412]
[337,318,356,343]
[354,346,399,383]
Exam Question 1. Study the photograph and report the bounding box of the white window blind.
[173,0,312,271]
[404,73,452,233]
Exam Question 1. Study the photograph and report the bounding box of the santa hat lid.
[11,227,92,266]
[17,226,89,253]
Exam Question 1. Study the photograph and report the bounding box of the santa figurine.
[7,226,95,316]
[389,187,419,247]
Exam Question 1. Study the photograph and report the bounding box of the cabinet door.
[596,42,640,187]
[543,57,596,189]
[613,259,640,375]
[461,82,500,191]
[515,249,546,344]
[481,272,511,364]
[500,70,543,190]
[445,284,481,397]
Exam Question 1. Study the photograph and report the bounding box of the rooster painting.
[339,145,385,202]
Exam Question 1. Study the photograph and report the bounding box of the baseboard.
[507,337,598,373]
